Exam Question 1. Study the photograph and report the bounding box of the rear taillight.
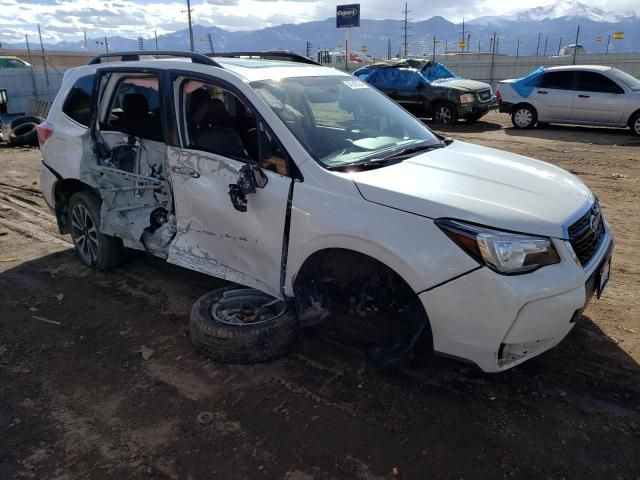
[496,88,502,101]
[37,122,54,147]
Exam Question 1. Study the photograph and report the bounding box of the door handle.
[537,90,548,94]
[578,94,590,98]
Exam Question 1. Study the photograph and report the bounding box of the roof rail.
[210,51,321,66]
[88,51,222,67]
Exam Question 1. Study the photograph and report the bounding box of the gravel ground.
[1,111,639,479]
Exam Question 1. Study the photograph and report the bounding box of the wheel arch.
[627,108,640,127]
[289,247,433,350]
[513,102,537,114]
[53,178,99,234]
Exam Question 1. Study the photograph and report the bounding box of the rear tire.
[511,104,537,129]
[431,102,458,125]
[190,287,300,364]
[631,113,640,137]
[67,191,126,270]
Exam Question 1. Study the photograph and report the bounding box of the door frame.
[166,68,299,296]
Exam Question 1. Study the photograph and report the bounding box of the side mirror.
[228,164,268,212]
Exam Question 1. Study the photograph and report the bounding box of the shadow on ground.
[1,250,639,479]
[503,123,640,146]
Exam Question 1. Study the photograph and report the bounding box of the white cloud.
[0,0,637,45]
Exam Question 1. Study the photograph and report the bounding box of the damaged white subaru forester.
[39,51,613,372]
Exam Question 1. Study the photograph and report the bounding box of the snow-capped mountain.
[471,0,637,26]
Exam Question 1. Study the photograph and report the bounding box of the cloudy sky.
[1,0,638,45]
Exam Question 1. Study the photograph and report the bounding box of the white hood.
[351,141,591,238]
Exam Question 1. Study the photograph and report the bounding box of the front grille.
[477,89,492,101]
[568,200,605,266]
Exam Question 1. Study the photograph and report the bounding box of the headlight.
[435,219,560,274]
[459,93,475,104]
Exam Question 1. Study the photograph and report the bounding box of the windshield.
[610,68,640,91]
[251,76,441,168]
[422,62,457,82]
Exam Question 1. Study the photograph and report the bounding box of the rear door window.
[538,71,574,90]
[62,75,95,127]
[104,75,163,141]
[576,71,624,94]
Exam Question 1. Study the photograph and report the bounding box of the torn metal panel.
[166,146,292,298]
[91,165,170,246]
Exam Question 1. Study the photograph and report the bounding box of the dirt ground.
[1,111,639,479]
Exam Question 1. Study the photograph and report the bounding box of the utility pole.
[25,34,38,99]
[207,33,214,54]
[37,24,50,87]
[543,35,548,56]
[536,32,541,55]
[432,35,436,61]
[478,39,481,53]
[155,30,159,50]
[516,38,520,58]
[489,32,497,87]
[572,25,580,64]
[460,18,465,53]
[402,3,410,58]
[83,29,88,51]
[388,38,391,60]
[184,0,195,52]
[306,41,311,58]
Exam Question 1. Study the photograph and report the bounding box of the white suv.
[38,51,613,372]
[498,65,640,135]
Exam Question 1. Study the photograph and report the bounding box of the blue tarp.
[511,66,545,98]
[422,62,458,82]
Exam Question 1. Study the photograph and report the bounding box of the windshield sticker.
[343,80,369,89]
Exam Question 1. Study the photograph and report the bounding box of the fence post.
[37,24,50,87]
[25,34,39,100]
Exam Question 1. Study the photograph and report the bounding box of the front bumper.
[458,97,497,119]
[419,225,613,372]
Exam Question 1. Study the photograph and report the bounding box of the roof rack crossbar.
[210,51,321,66]
[88,51,222,67]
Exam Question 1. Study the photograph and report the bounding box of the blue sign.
[336,4,360,28]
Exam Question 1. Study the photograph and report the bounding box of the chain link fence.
[0,68,65,114]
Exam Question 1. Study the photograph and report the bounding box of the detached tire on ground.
[190,287,300,364]
[10,115,44,130]
[9,122,39,147]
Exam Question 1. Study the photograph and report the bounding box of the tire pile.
[0,115,44,147]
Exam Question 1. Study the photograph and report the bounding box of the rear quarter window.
[62,75,95,127]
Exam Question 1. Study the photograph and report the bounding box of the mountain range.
[2,0,638,58]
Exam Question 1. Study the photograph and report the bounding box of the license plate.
[597,258,611,298]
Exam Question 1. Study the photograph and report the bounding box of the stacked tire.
[8,115,44,147]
